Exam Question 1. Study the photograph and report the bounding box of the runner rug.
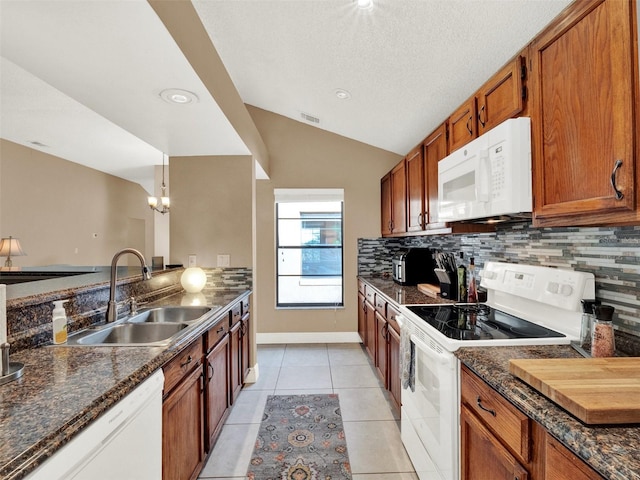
[247,393,352,480]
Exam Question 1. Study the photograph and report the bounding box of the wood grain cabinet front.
[530,0,639,226]
[381,159,407,236]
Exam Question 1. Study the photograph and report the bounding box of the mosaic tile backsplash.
[358,223,640,337]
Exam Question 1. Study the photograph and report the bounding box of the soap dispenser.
[52,300,69,345]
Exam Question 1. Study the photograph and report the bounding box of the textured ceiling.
[0,0,573,192]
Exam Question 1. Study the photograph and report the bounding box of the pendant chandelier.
[148,153,170,214]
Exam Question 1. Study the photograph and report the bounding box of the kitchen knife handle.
[610,159,624,200]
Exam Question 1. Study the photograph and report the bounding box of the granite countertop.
[456,345,640,480]
[0,288,250,480]
[358,275,456,306]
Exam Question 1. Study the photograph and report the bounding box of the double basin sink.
[66,306,219,347]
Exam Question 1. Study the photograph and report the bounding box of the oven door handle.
[410,333,454,368]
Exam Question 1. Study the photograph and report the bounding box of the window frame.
[275,197,344,309]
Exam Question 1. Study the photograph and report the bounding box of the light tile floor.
[198,343,418,479]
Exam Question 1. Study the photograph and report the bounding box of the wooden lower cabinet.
[163,363,205,480]
[357,290,366,344]
[387,323,401,409]
[229,318,242,404]
[461,405,529,480]
[461,365,606,480]
[364,297,376,362]
[545,434,604,480]
[205,334,230,452]
[374,311,388,385]
[163,295,252,480]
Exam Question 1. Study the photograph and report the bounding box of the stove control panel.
[481,262,595,312]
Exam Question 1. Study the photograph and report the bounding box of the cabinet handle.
[181,355,193,368]
[208,362,214,380]
[476,396,496,416]
[466,115,473,135]
[478,105,486,128]
[610,159,624,200]
[381,323,389,340]
[216,326,225,334]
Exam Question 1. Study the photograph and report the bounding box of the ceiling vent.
[301,112,320,124]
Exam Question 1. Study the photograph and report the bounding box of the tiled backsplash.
[358,223,640,337]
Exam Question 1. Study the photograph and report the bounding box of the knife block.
[437,271,458,300]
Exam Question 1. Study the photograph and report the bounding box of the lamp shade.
[180,267,207,293]
[0,237,26,257]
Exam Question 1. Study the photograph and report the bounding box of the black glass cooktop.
[406,304,565,341]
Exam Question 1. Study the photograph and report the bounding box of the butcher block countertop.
[509,357,640,425]
[457,346,640,480]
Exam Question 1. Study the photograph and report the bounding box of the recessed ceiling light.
[159,88,199,105]
[355,0,374,10]
[335,89,352,100]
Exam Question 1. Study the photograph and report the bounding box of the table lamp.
[0,236,26,271]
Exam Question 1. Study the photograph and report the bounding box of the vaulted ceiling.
[0,0,572,193]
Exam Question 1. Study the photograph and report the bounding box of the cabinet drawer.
[230,303,242,326]
[163,339,204,394]
[206,319,228,352]
[374,294,386,317]
[364,286,375,304]
[358,280,366,295]
[386,304,400,334]
[461,365,530,464]
[241,297,250,316]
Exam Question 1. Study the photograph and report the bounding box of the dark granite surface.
[456,346,640,480]
[0,288,250,480]
[358,275,455,306]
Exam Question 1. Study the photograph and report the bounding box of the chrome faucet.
[106,248,152,323]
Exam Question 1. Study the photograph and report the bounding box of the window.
[275,189,344,308]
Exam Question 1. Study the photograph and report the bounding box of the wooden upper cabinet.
[380,172,392,236]
[477,56,526,136]
[381,159,407,236]
[448,98,477,153]
[406,146,425,232]
[423,123,448,225]
[530,0,638,226]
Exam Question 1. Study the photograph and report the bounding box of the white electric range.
[396,261,595,480]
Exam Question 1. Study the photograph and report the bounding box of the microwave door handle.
[476,148,490,203]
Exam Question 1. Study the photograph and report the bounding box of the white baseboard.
[256,331,362,344]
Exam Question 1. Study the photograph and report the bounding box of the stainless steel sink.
[66,305,219,346]
[75,323,188,346]
[128,306,214,324]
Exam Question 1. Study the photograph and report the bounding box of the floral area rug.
[247,394,352,480]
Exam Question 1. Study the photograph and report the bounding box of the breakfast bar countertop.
[0,288,250,480]
[456,345,640,480]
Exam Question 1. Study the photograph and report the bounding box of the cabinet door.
[387,324,401,411]
[545,434,604,480]
[448,98,477,153]
[163,367,205,480]
[477,56,525,135]
[390,159,407,234]
[531,0,637,225]
[357,291,366,344]
[229,320,242,404]
[205,335,230,452]
[364,299,376,362]
[406,146,425,232]
[374,312,388,386]
[423,123,448,226]
[240,313,251,382]
[460,405,529,480]
[380,173,392,236]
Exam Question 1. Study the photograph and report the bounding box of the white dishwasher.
[28,369,164,480]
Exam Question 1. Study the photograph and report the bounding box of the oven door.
[401,330,459,480]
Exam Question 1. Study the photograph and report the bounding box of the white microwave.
[437,117,532,223]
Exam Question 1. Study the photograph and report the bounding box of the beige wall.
[169,155,253,268]
[248,106,401,334]
[0,139,154,266]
